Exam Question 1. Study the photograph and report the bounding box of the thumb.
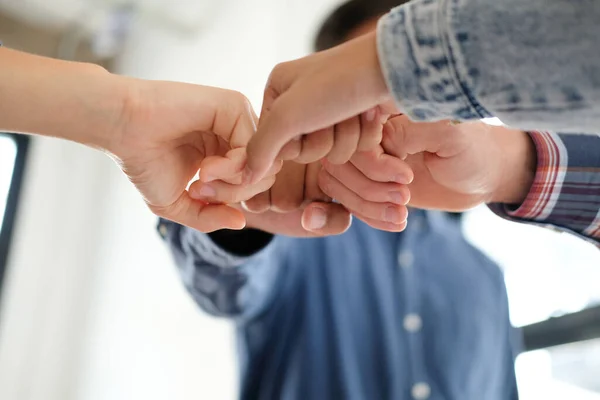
[382,116,456,158]
[301,202,352,235]
[246,88,364,184]
[151,191,246,233]
[246,91,308,184]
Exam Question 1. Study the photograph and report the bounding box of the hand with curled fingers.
[197,154,411,236]
[196,158,353,237]
[115,84,283,233]
[194,102,413,235]
[243,152,413,233]
[381,115,536,212]
[244,32,397,184]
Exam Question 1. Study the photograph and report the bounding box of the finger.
[242,190,271,213]
[322,159,410,205]
[294,126,334,164]
[201,152,283,185]
[357,108,384,151]
[200,148,246,183]
[352,212,408,233]
[350,150,414,184]
[278,136,302,161]
[301,202,352,235]
[304,162,331,202]
[211,90,259,148]
[245,71,288,179]
[318,169,407,224]
[188,176,276,205]
[270,161,306,213]
[150,192,246,233]
[246,89,335,184]
[327,116,360,165]
[383,115,459,157]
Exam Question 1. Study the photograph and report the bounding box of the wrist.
[490,128,537,204]
[362,31,392,106]
[63,64,131,153]
[0,48,127,149]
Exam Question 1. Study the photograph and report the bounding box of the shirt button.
[397,251,414,268]
[412,382,431,400]
[403,314,423,333]
[158,224,168,238]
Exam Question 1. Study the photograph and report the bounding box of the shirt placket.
[396,211,432,400]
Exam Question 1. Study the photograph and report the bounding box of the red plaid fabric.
[490,131,600,246]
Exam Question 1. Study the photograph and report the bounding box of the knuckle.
[267,62,289,86]
[231,91,252,111]
[326,152,347,165]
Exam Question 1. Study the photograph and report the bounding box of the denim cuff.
[377,0,491,122]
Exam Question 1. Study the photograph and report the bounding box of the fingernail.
[384,206,404,224]
[191,184,216,199]
[308,207,328,230]
[389,191,404,205]
[365,108,376,122]
[394,174,411,184]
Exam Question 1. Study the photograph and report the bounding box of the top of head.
[314,0,410,51]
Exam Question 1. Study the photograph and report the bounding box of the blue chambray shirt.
[160,210,519,400]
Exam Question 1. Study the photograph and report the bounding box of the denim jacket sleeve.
[157,219,286,321]
[378,0,600,133]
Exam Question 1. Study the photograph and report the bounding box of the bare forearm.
[0,47,127,150]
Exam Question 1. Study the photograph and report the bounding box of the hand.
[197,160,352,237]
[239,151,412,234]
[0,48,277,233]
[107,80,280,232]
[240,111,413,233]
[245,31,394,183]
[381,116,537,211]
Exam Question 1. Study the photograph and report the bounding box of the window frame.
[523,305,600,351]
[0,133,29,295]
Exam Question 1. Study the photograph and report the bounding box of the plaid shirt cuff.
[489,131,600,246]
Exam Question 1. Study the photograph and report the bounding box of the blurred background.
[0,1,599,399]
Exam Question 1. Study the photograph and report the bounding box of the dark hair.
[314,0,409,52]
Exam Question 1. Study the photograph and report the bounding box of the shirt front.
[161,211,519,400]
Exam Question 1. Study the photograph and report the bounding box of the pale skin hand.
[198,150,413,235]
[198,106,413,234]
[245,31,394,183]
[381,116,537,212]
[0,47,278,232]
[196,158,353,237]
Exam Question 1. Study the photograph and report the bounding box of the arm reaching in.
[246,0,600,183]
[382,116,600,245]
[0,47,278,232]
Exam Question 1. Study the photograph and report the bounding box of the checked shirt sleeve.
[489,131,600,246]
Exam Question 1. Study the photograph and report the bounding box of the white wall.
[0,1,343,399]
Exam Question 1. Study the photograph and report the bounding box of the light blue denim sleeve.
[158,220,285,321]
[378,0,600,133]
